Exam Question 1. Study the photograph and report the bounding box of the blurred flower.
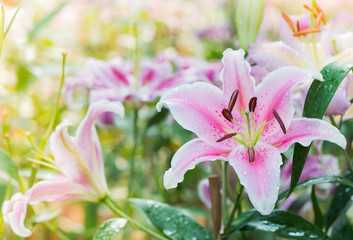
[157,48,346,215]
[279,143,340,213]
[248,4,353,115]
[198,178,212,209]
[2,100,124,237]
[64,53,222,110]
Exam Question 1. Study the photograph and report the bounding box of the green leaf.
[289,61,353,197]
[16,64,36,91]
[278,175,353,201]
[129,199,212,240]
[0,149,20,182]
[228,210,329,239]
[28,1,68,41]
[326,171,353,231]
[331,214,353,240]
[93,218,127,240]
[311,186,324,229]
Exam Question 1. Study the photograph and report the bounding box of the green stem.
[225,185,244,231]
[128,109,139,197]
[43,222,71,240]
[222,162,228,229]
[103,197,168,240]
[341,148,353,173]
[329,115,339,129]
[28,53,67,187]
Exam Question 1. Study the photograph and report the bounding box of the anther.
[248,147,255,163]
[296,20,300,32]
[222,108,233,122]
[248,97,257,112]
[315,4,326,24]
[282,12,295,33]
[293,28,321,37]
[315,12,323,28]
[216,133,237,143]
[228,90,239,112]
[272,109,287,134]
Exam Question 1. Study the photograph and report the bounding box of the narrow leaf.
[326,171,353,231]
[0,149,20,182]
[93,218,127,240]
[331,214,353,240]
[228,210,329,239]
[28,1,68,41]
[289,62,353,197]
[278,175,353,201]
[311,185,324,229]
[129,198,212,240]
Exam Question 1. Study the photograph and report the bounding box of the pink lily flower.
[248,6,353,116]
[2,100,124,237]
[157,48,346,215]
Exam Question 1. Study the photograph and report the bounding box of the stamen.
[248,97,257,112]
[216,133,237,142]
[296,20,300,32]
[228,90,239,112]
[303,4,318,17]
[282,12,295,33]
[315,13,323,28]
[272,109,287,134]
[315,4,326,24]
[293,28,321,36]
[222,108,233,122]
[248,147,255,163]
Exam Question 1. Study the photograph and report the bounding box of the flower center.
[217,90,286,162]
[282,1,326,69]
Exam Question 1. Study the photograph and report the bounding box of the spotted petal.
[228,143,282,215]
[255,66,322,132]
[271,118,347,152]
[164,139,226,189]
[157,82,240,150]
[221,48,255,110]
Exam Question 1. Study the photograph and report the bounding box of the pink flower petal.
[221,48,255,110]
[2,193,31,237]
[157,82,240,150]
[255,66,322,131]
[29,175,98,204]
[272,118,347,152]
[164,139,226,189]
[198,178,212,209]
[228,143,282,215]
[247,42,304,71]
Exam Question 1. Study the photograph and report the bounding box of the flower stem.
[222,162,228,230]
[28,53,67,187]
[225,185,244,231]
[103,197,168,240]
[128,108,139,197]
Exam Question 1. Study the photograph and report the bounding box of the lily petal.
[2,193,31,237]
[255,66,322,130]
[29,174,98,204]
[164,139,226,189]
[157,82,240,149]
[247,42,304,71]
[221,48,255,110]
[271,118,347,152]
[228,143,282,215]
